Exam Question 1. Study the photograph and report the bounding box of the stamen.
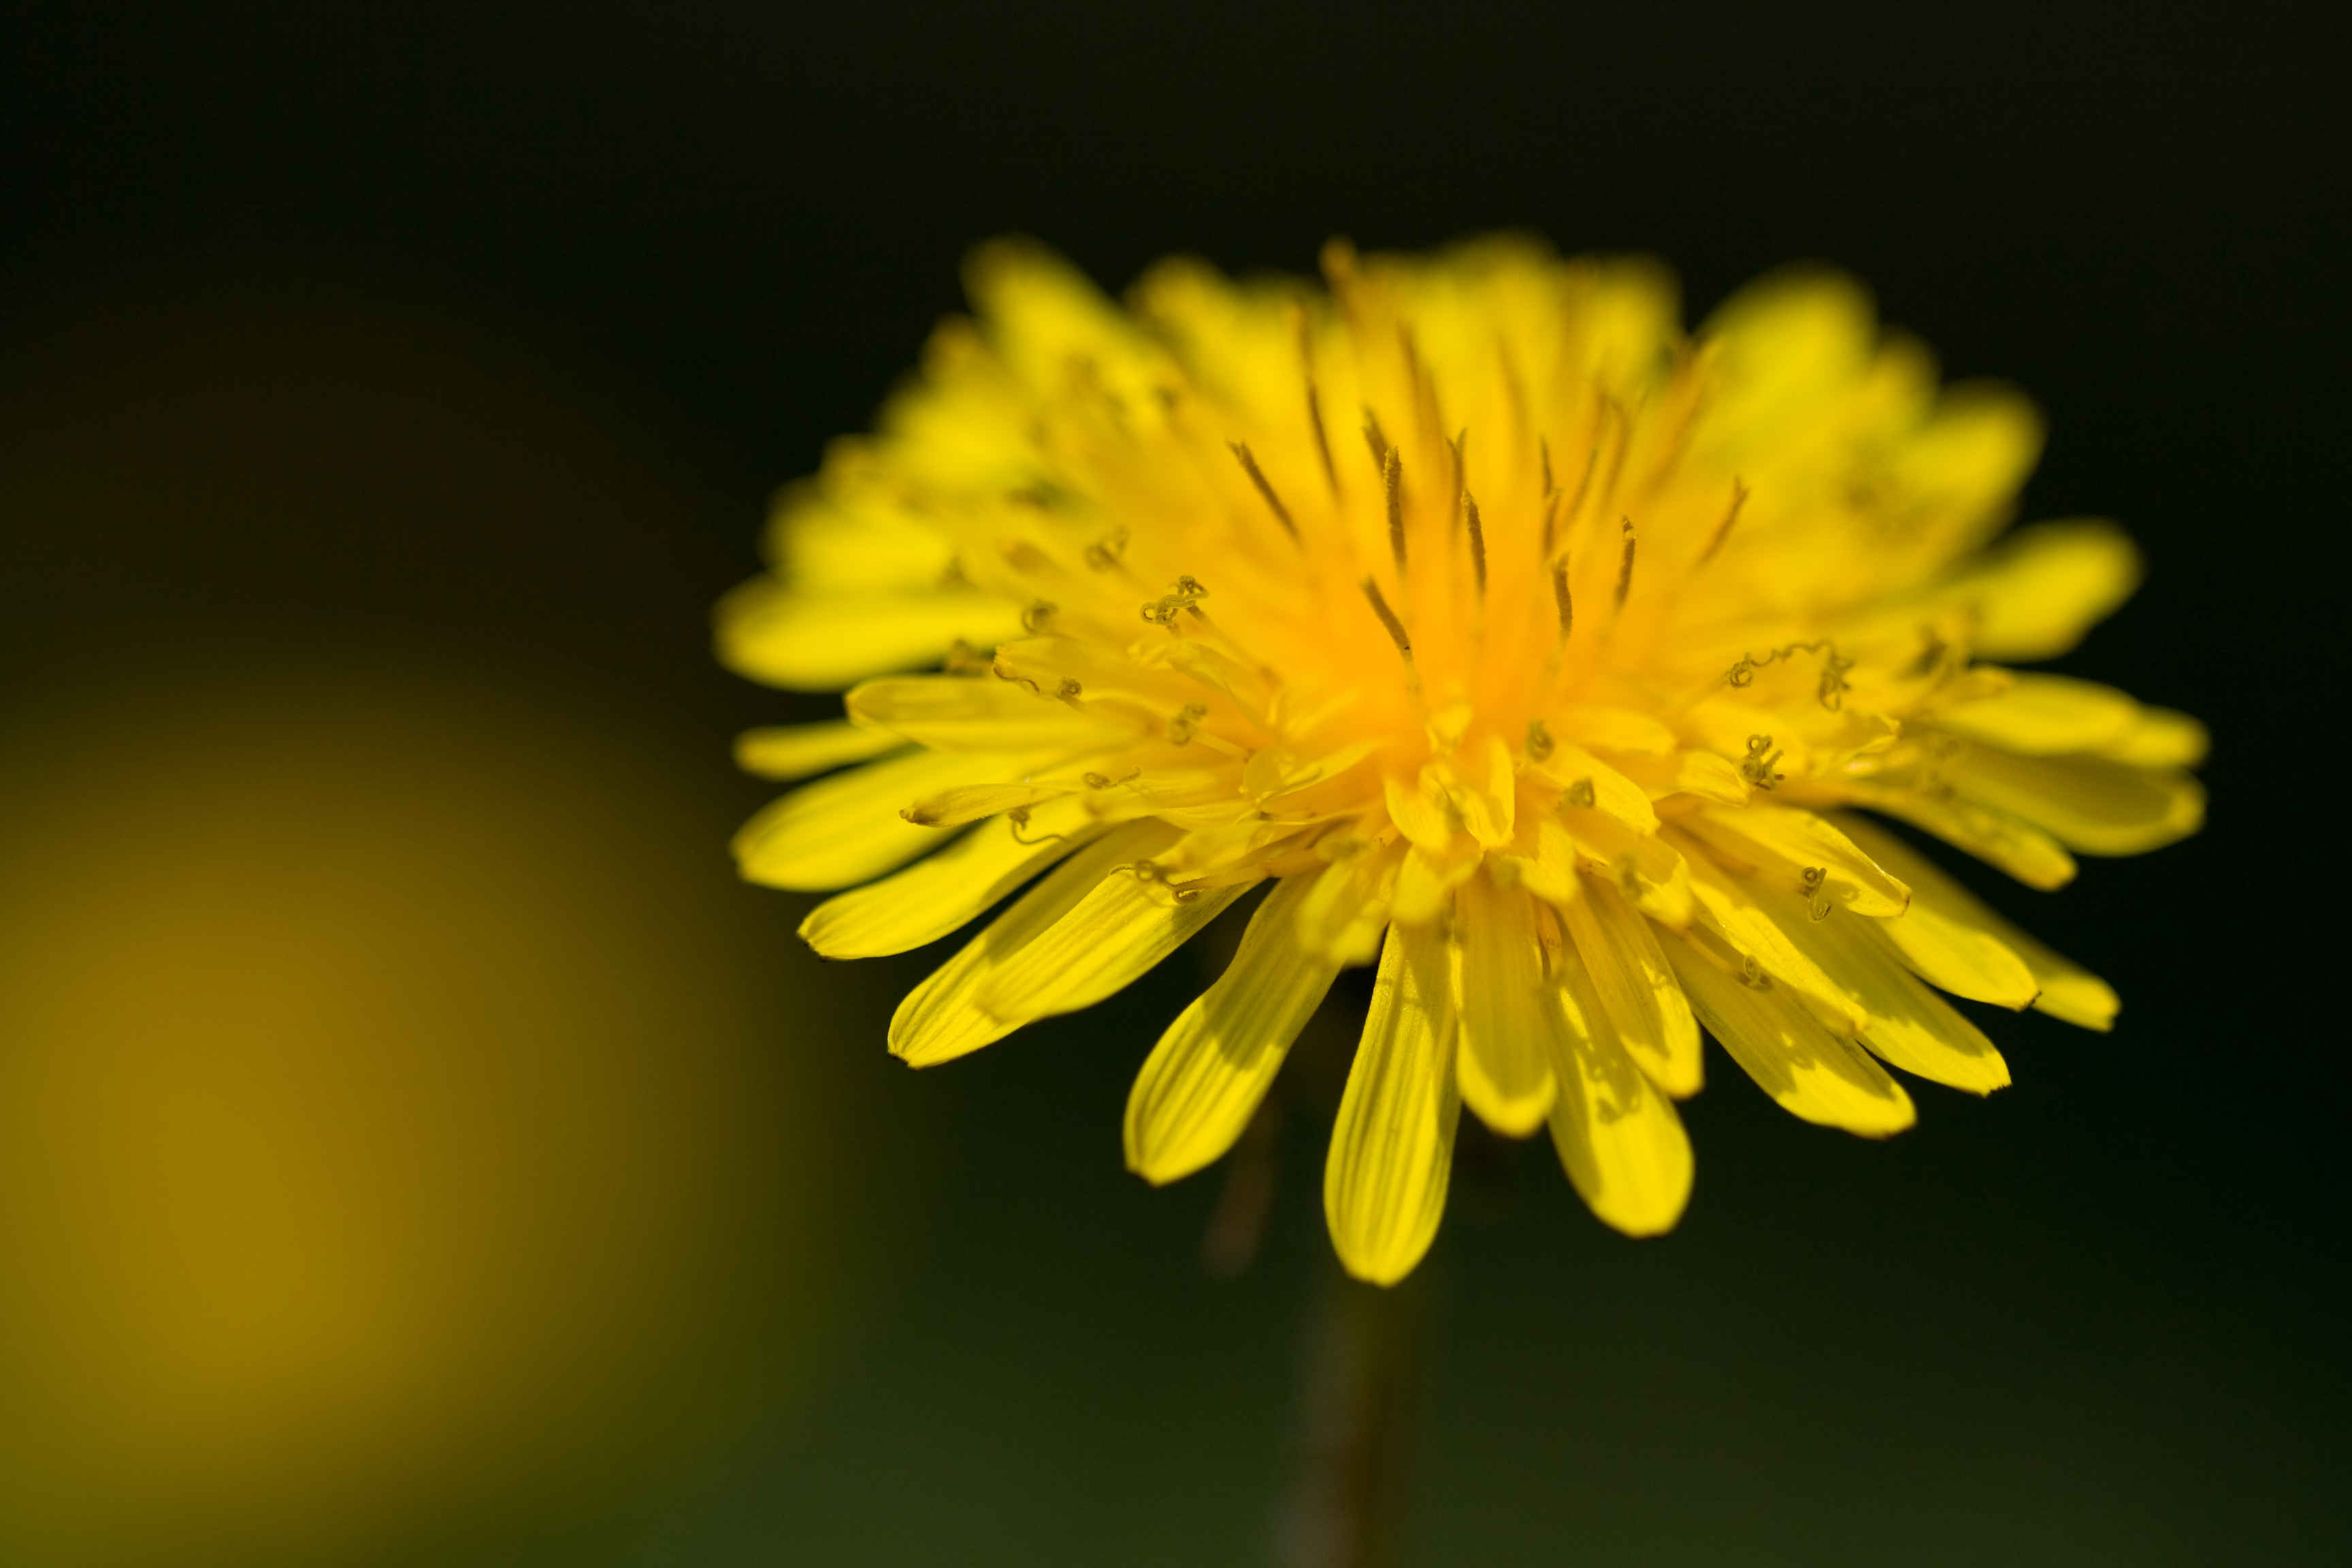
[1800,865,1833,921]
[1166,702,1209,745]
[1361,408,1390,470]
[1359,577,1414,664]
[1293,304,1339,493]
[1612,518,1637,612]
[1612,853,1642,900]
[1315,833,1373,865]
[1399,327,1437,458]
[1725,640,1852,708]
[1818,651,1854,711]
[1227,442,1300,540]
[1122,858,1203,905]
[1139,576,1211,626]
[1437,788,1469,836]
[1552,564,1575,645]
[1550,431,1601,558]
[1644,354,1703,489]
[1464,491,1488,599]
[1005,807,1066,846]
[1301,385,1336,493]
[1906,627,1951,679]
[1082,527,1130,570]
[1498,340,1532,452]
[1596,396,1631,515]
[1447,429,1468,528]
[1696,477,1750,565]
[1383,447,1407,574]
[1739,734,1785,791]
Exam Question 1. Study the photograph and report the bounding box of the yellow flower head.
[719,236,2205,1285]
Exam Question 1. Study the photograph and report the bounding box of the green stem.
[1276,1259,1426,1568]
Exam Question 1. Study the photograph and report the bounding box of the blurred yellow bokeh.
[0,659,883,1566]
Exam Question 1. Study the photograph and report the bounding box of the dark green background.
[2,3,2344,1563]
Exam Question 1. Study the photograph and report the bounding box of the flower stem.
[1275,1258,1427,1568]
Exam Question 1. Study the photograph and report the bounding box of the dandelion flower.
[719,237,2205,1285]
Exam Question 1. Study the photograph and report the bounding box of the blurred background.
[0,3,2343,1564]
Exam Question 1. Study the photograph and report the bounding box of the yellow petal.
[1859,964,2011,1094]
[845,675,1128,752]
[1564,810,1695,927]
[1946,518,2142,661]
[1889,382,2046,564]
[1819,813,2040,1009]
[1535,742,1659,832]
[1439,734,1518,849]
[1384,770,1459,853]
[800,796,1104,958]
[1826,815,2114,1030]
[900,779,1071,828]
[1699,266,1878,421]
[1673,834,1869,1032]
[1546,930,1693,1235]
[1948,747,2204,856]
[1489,814,1583,909]
[733,720,906,781]
[1119,761,1255,813]
[1931,670,2142,755]
[732,749,1004,892]
[715,581,1021,691]
[2093,705,2209,769]
[760,475,958,591]
[1752,884,2010,1094]
[1325,920,1461,1286]
[990,634,1215,717]
[1555,704,1676,755]
[966,235,1158,389]
[1124,877,1343,1184]
[1243,737,1380,813]
[971,851,1256,1028]
[1454,877,1560,1137]
[1559,879,1702,1098]
[1294,840,1403,966]
[1861,788,2077,890]
[1150,816,1317,891]
[1676,802,1910,917]
[2006,939,2122,1032]
[1662,929,1916,1137]
[890,822,1180,1066]
[1607,748,1752,807]
[1390,838,1482,926]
